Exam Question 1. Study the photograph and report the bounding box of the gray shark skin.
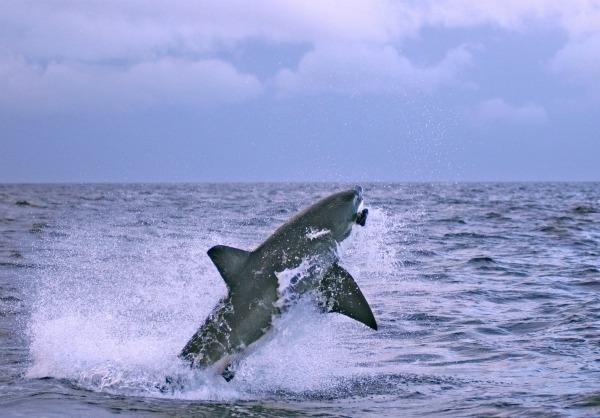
[179,186,376,381]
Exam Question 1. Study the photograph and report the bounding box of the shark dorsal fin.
[207,245,251,289]
[319,263,378,330]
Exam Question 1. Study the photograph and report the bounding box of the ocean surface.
[1,183,599,417]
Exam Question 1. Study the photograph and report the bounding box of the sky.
[1,1,599,182]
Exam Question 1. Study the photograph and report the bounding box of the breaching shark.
[179,186,376,381]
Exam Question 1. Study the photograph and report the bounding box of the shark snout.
[353,186,368,226]
[353,185,364,209]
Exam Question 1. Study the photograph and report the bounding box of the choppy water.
[1,183,599,417]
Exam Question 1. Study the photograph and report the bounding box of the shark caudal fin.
[207,245,251,289]
[319,263,378,330]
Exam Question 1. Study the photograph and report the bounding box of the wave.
[466,256,496,265]
[571,205,596,214]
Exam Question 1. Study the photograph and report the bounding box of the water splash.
[26,198,395,400]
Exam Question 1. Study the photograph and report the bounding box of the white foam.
[234,299,354,392]
[275,257,313,296]
[339,206,402,277]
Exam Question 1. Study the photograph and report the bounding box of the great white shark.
[179,186,376,381]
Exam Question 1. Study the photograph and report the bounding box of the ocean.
[1,183,599,417]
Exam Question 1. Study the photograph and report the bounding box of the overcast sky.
[1,1,599,182]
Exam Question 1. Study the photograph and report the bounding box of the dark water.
[1,183,599,417]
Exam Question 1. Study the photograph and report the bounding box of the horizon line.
[1,180,599,185]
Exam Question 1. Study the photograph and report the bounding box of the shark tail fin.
[207,245,251,289]
[319,263,378,330]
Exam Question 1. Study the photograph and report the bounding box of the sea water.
[1,183,599,416]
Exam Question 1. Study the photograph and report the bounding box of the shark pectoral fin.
[207,245,251,289]
[319,263,378,330]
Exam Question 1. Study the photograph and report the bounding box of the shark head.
[303,186,368,243]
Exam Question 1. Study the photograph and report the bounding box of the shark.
[179,186,376,381]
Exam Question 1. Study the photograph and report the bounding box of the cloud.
[472,98,548,125]
[274,43,472,95]
[0,1,407,62]
[418,1,600,38]
[0,1,412,111]
[3,1,600,62]
[550,34,600,85]
[2,1,600,111]
[0,52,262,113]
